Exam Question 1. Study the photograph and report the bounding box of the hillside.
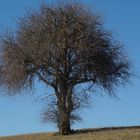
[0,126,140,140]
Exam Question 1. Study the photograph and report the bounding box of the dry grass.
[0,126,140,140]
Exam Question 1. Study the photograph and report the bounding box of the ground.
[0,126,140,140]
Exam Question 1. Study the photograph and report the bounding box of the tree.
[0,2,131,135]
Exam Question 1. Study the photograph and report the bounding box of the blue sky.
[0,0,140,136]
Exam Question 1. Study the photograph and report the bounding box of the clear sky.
[0,0,140,137]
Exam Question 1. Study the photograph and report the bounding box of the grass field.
[0,126,140,140]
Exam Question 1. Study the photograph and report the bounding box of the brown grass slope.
[0,126,140,140]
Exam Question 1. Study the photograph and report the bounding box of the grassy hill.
[0,126,140,140]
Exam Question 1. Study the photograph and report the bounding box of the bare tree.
[0,2,131,135]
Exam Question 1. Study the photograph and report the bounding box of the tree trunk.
[57,91,73,135]
[59,113,71,135]
[57,96,72,135]
[55,83,73,135]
